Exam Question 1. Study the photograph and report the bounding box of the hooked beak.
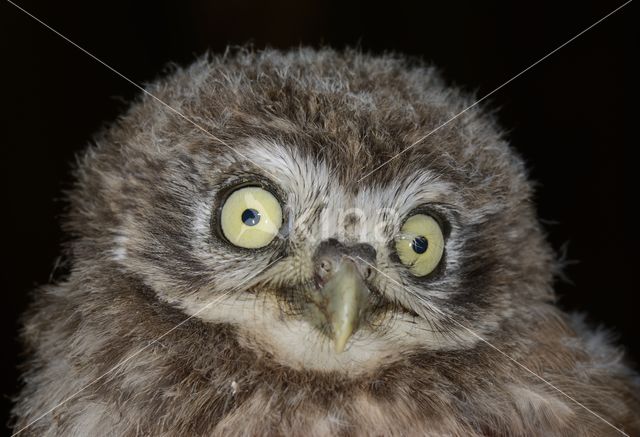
[321,259,370,353]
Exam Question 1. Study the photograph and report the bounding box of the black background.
[1,0,636,433]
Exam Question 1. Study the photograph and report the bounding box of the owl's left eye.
[219,186,283,249]
[395,214,445,277]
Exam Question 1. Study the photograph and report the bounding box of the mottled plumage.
[12,48,640,436]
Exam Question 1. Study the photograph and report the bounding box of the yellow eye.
[395,214,444,277]
[220,186,283,249]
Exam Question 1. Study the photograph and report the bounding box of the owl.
[12,48,640,436]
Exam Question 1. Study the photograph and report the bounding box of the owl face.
[80,50,553,373]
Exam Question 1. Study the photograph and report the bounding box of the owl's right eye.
[219,186,283,249]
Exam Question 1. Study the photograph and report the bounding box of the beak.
[320,259,370,353]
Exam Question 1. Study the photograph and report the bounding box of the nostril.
[318,259,333,276]
[365,266,374,280]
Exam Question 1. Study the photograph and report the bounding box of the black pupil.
[411,236,428,254]
[241,208,261,226]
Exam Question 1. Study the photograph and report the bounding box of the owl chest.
[62,375,577,437]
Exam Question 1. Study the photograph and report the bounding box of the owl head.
[69,48,554,373]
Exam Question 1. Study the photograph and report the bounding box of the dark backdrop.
[1,0,636,433]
